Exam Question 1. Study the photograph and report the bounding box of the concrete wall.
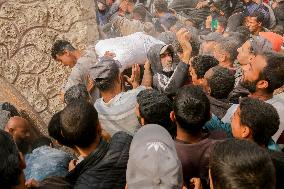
[0,0,99,134]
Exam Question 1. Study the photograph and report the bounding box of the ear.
[256,80,269,90]
[18,152,26,170]
[8,127,14,135]
[241,126,251,139]
[207,86,212,96]
[63,49,70,56]
[220,53,226,62]
[170,111,176,122]
[97,122,102,136]
[141,117,145,126]
[248,54,255,63]
[197,78,205,86]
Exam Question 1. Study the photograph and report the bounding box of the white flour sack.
[95,32,165,71]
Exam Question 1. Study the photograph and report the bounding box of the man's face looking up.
[160,49,173,72]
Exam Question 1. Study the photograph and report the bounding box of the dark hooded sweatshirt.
[147,44,189,95]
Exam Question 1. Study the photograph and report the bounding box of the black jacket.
[66,132,132,189]
[147,44,189,95]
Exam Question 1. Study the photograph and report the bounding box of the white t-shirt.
[94,86,146,136]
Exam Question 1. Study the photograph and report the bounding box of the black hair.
[64,84,90,104]
[31,136,52,150]
[60,100,99,148]
[210,139,276,189]
[1,102,20,117]
[173,85,211,134]
[0,130,22,189]
[225,32,248,46]
[207,66,235,99]
[137,89,175,138]
[133,5,147,22]
[239,97,279,146]
[261,52,284,93]
[154,0,168,13]
[250,10,265,24]
[48,111,71,147]
[235,26,251,41]
[93,60,120,92]
[191,55,219,79]
[51,40,76,60]
[217,16,227,29]
[216,38,240,63]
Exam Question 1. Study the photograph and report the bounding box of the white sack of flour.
[95,32,165,70]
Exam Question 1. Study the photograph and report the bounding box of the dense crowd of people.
[1,0,284,188]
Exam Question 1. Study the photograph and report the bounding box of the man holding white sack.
[51,40,100,103]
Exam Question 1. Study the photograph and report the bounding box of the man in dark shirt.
[170,85,222,188]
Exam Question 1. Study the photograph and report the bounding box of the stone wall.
[0,0,99,134]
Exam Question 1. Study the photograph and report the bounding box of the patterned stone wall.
[0,0,99,134]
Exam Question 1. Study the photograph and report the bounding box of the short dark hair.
[51,40,76,60]
[225,32,248,46]
[191,55,219,79]
[0,130,22,188]
[133,5,147,22]
[239,97,279,146]
[217,16,227,29]
[207,66,235,99]
[173,85,211,134]
[31,136,52,150]
[60,100,99,148]
[250,10,265,24]
[48,112,70,146]
[93,66,120,92]
[216,38,240,63]
[137,89,175,137]
[210,139,276,189]
[260,52,284,93]
[154,0,168,13]
[1,102,20,117]
[235,26,251,41]
[64,84,90,104]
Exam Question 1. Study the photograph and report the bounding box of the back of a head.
[262,51,284,93]
[0,102,20,117]
[154,0,168,13]
[191,55,219,79]
[31,136,52,151]
[216,38,240,63]
[64,84,90,104]
[90,57,120,92]
[250,9,265,24]
[0,130,22,189]
[210,139,276,189]
[207,66,235,99]
[127,124,183,189]
[133,5,147,22]
[48,111,70,147]
[51,40,76,60]
[137,89,175,137]
[60,100,99,148]
[239,97,279,146]
[235,26,251,41]
[173,85,210,134]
